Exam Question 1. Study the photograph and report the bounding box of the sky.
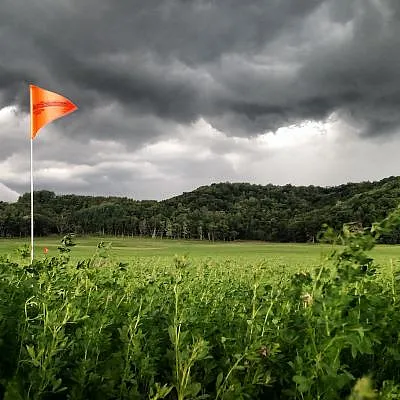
[1,0,400,202]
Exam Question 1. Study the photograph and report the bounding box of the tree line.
[1,176,400,243]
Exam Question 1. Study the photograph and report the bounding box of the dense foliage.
[2,176,400,242]
[1,208,400,398]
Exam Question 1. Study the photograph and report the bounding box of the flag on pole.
[30,85,78,139]
[29,85,77,262]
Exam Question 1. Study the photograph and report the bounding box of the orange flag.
[30,84,78,139]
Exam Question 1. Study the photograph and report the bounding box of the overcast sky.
[1,0,400,202]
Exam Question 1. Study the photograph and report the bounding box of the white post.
[30,138,34,262]
[30,88,34,262]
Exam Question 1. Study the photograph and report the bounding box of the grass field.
[2,236,400,398]
[1,236,400,267]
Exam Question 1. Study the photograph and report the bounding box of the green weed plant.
[1,208,400,398]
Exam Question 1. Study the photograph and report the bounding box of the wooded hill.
[1,176,400,243]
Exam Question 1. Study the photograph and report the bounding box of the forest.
[1,176,400,243]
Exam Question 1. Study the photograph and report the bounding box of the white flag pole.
[28,85,78,262]
[30,87,34,262]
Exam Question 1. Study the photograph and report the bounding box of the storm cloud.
[1,0,400,200]
[0,0,398,137]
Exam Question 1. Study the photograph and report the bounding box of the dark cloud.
[0,0,342,138]
[1,0,400,200]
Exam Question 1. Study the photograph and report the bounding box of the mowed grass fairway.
[1,236,400,268]
[0,236,332,262]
